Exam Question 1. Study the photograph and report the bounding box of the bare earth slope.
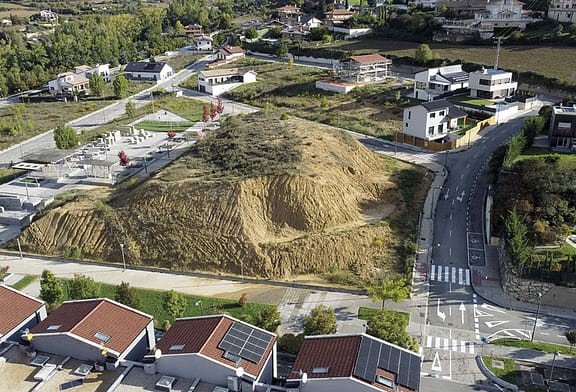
[19,111,431,282]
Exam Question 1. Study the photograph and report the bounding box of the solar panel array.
[353,336,421,391]
[218,322,272,364]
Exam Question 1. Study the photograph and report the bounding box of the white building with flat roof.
[469,68,517,99]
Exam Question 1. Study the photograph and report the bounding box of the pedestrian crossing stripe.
[430,265,470,285]
[425,336,475,354]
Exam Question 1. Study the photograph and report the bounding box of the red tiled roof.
[325,9,355,15]
[0,285,44,337]
[277,5,302,13]
[31,298,152,355]
[350,54,391,65]
[219,46,244,55]
[157,315,276,378]
[290,335,361,379]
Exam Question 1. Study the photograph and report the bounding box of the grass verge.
[490,338,575,356]
[134,120,195,132]
[10,275,37,290]
[358,306,410,324]
[482,356,519,385]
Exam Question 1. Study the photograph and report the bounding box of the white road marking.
[432,352,442,372]
[485,320,510,328]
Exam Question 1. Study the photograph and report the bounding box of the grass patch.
[62,281,275,330]
[9,275,36,290]
[490,338,575,356]
[134,120,195,132]
[483,356,520,384]
[163,53,203,72]
[358,306,410,324]
[449,94,494,106]
[0,168,26,185]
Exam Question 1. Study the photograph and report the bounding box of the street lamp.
[119,243,126,271]
[531,292,542,342]
[547,351,560,391]
[195,300,203,316]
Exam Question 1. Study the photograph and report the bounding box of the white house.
[124,61,174,82]
[469,68,517,99]
[0,284,46,345]
[195,35,213,51]
[150,315,277,390]
[29,298,155,367]
[198,68,257,96]
[74,63,111,82]
[414,64,469,101]
[216,46,245,62]
[40,9,58,22]
[548,0,576,23]
[403,100,468,142]
[48,72,90,96]
[286,334,421,392]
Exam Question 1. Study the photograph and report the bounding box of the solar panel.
[388,347,401,375]
[378,343,392,370]
[353,336,372,380]
[366,340,380,382]
[407,354,422,390]
[218,322,273,364]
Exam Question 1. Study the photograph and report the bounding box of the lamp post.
[119,243,126,271]
[531,292,542,342]
[195,300,203,316]
[547,351,560,391]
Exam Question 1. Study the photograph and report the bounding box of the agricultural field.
[0,2,37,18]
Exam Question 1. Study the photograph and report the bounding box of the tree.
[566,329,576,352]
[68,273,100,300]
[504,208,530,271]
[414,43,433,64]
[238,293,248,306]
[114,281,141,309]
[254,308,281,332]
[210,101,217,121]
[54,124,79,149]
[366,310,419,352]
[303,305,337,335]
[245,26,258,39]
[288,56,294,68]
[118,150,130,166]
[113,75,130,98]
[217,97,224,114]
[202,104,209,124]
[164,290,186,319]
[125,100,136,118]
[40,270,64,305]
[89,73,106,98]
[277,40,289,59]
[367,278,410,310]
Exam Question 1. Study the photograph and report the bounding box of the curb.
[476,355,519,391]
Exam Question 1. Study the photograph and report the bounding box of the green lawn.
[490,338,575,356]
[358,306,410,324]
[449,94,494,106]
[9,275,36,290]
[62,281,275,329]
[134,120,196,132]
[482,356,520,385]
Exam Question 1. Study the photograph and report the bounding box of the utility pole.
[494,37,503,70]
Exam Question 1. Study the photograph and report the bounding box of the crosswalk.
[430,264,470,286]
[424,336,476,354]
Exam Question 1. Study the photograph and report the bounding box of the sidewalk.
[483,344,576,371]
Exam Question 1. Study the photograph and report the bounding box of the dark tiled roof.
[448,105,468,118]
[0,285,44,337]
[440,71,469,83]
[156,315,276,378]
[124,62,169,73]
[421,99,453,112]
[31,298,152,355]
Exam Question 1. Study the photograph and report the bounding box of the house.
[198,68,257,96]
[548,106,576,152]
[184,23,203,36]
[277,5,304,25]
[301,16,323,29]
[29,298,155,367]
[40,9,58,22]
[323,9,355,25]
[286,334,421,392]
[469,68,517,99]
[414,65,469,101]
[195,35,213,51]
[74,63,111,82]
[124,61,174,82]
[0,284,46,345]
[403,100,468,142]
[548,0,576,23]
[47,72,90,96]
[340,54,392,83]
[281,26,311,41]
[215,46,246,62]
[149,315,277,390]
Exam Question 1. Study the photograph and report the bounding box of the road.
[419,114,576,382]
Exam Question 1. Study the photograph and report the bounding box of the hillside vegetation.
[18,111,431,285]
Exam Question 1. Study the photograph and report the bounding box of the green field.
[450,94,494,107]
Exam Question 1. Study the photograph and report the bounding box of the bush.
[278,333,304,354]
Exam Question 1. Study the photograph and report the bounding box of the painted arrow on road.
[459,302,466,325]
[437,298,446,322]
[481,303,506,314]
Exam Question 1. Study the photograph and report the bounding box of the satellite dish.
[235,366,244,378]
[154,349,162,359]
[301,372,308,384]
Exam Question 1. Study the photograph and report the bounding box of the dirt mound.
[18,111,431,283]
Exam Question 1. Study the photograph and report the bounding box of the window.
[408,111,411,120]
[405,123,408,127]
[94,332,111,343]
[169,344,186,351]
[428,126,435,135]
[376,375,395,387]
[223,351,242,364]
[479,79,491,86]
[439,110,445,116]
[311,367,330,374]
[430,112,436,118]
[438,124,444,133]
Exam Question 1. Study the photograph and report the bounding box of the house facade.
[549,106,576,152]
[48,72,90,96]
[29,298,155,367]
[195,35,213,51]
[469,68,517,99]
[75,63,111,82]
[548,0,576,22]
[414,65,469,101]
[150,315,277,390]
[198,68,257,96]
[287,334,421,392]
[0,285,46,344]
[124,62,174,82]
[324,9,355,25]
[403,100,468,141]
[216,46,245,62]
[184,23,203,36]
[340,54,392,83]
[277,5,304,25]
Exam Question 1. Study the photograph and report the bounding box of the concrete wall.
[298,377,374,392]
[315,80,356,94]
[31,334,107,362]
[156,354,247,386]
